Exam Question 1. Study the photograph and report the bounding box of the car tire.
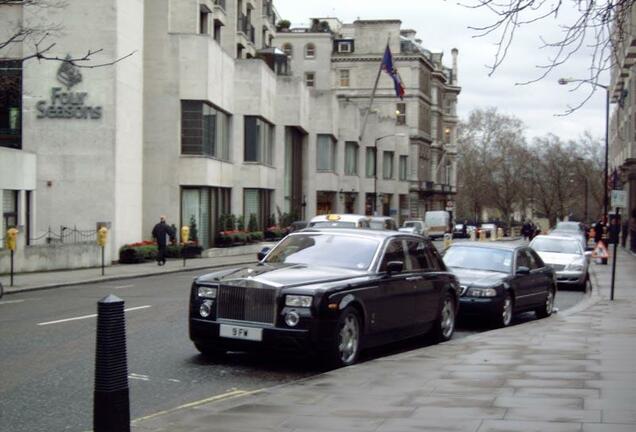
[579,273,590,292]
[194,343,226,359]
[322,307,361,369]
[429,291,456,342]
[493,291,514,328]
[535,286,555,319]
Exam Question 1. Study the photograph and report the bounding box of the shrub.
[237,214,245,231]
[189,215,199,244]
[248,231,264,242]
[248,213,258,232]
[264,226,285,239]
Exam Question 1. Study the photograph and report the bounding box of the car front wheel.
[194,343,226,359]
[322,307,361,369]
[494,292,513,328]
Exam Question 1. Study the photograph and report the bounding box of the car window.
[523,249,539,270]
[380,239,406,272]
[359,220,370,228]
[406,240,426,270]
[443,246,512,273]
[528,249,545,268]
[516,250,530,269]
[426,244,444,271]
[309,221,357,228]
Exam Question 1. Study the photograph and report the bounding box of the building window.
[282,43,293,58]
[0,61,22,150]
[2,190,18,237]
[316,134,336,172]
[243,188,272,230]
[181,101,231,160]
[244,116,274,165]
[199,5,211,34]
[213,20,223,42]
[396,102,406,125]
[383,151,394,179]
[335,40,354,53]
[181,187,231,248]
[305,72,315,87]
[344,141,358,175]
[339,69,350,87]
[366,147,376,178]
[305,43,316,58]
[399,155,408,181]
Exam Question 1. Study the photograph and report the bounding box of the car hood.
[535,251,583,266]
[448,267,507,287]
[196,263,368,290]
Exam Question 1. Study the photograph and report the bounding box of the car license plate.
[219,324,262,341]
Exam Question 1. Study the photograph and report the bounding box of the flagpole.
[359,35,391,142]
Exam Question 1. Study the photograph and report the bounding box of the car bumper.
[189,318,331,354]
[458,296,503,317]
[555,270,586,286]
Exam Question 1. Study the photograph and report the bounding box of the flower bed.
[118,242,202,263]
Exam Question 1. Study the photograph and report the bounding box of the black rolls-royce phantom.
[189,229,460,368]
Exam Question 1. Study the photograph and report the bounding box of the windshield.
[443,246,513,273]
[555,222,580,232]
[309,221,356,228]
[404,221,420,228]
[369,221,385,229]
[265,233,379,270]
[531,237,581,254]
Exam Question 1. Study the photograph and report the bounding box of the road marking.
[113,284,134,290]
[36,305,152,326]
[129,373,150,381]
[0,299,25,305]
[131,388,264,424]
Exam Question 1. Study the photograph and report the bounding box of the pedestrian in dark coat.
[152,215,175,266]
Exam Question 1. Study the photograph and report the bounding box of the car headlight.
[197,286,217,299]
[285,295,313,307]
[466,287,498,297]
[199,300,213,318]
[565,263,584,271]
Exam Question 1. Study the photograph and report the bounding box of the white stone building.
[0,1,460,271]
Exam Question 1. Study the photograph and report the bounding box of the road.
[0,239,586,432]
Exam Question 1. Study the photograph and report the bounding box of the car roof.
[370,216,394,221]
[446,241,521,251]
[309,214,369,222]
[535,234,580,242]
[298,227,425,240]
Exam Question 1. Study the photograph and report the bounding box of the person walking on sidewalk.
[152,215,175,266]
[630,208,636,253]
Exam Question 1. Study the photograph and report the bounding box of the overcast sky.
[274,0,608,144]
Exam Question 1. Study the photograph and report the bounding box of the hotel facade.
[0,0,460,270]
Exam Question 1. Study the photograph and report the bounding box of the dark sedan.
[443,243,556,327]
[189,229,460,368]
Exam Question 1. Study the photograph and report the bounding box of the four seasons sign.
[36,55,103,120]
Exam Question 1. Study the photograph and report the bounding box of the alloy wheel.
[545,289,554,315]
[338,314,360,365]
[502,295,513,326]
[440,297,455,339]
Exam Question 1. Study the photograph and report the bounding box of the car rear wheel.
[494,292,513,328]
[430,291,456,342]
[323,307,361,369]
[535,287,555,319]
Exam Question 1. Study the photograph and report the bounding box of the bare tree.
[0,0,134,67]
[461,0,634,106]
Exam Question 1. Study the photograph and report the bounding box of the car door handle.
[406,276,423,281]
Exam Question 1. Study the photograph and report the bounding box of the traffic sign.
[611,190,627,209]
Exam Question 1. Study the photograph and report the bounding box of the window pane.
[244,116,258,161]
[345,142,357,175]
[399,155,407,180]
[0,61,22,149]
[366,147,376,177]
[317,135,333,171]
[383,151,393,179]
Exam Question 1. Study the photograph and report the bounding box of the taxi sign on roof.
[326,214,341,221]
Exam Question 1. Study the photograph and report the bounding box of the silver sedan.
[529,235,591,290]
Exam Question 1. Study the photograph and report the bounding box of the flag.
[381,45,405,99]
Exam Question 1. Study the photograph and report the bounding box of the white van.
[424,211,451,239]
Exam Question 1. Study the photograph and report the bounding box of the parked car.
[452,223,470,239]
[189,229,460,368]
[307,214,371,229]
[399,219,427,236]
[287,220,308,233]
[530,235,590,291]
[442,243,556,327]
[549,221,587,250]
[369,216,398,231]
[479,223,497,238]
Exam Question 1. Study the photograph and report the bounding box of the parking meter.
[181,226,190,244]
[6,227,18,251]
[443,233,452,249]
[97,226,108,247]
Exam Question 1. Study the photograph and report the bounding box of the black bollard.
[94,294,130,432]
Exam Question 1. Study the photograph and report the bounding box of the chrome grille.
[550,264,566,271]
[217,285,277,325]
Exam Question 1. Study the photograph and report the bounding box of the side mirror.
[516,266,530,275]
[257,247,271,261]
[386,261,404,274]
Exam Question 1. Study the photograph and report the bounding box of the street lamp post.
[373,133,405,216]
[559,78,610,222]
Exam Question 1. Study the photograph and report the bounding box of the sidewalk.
[133,247,636,432]
[0,250,262,295]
